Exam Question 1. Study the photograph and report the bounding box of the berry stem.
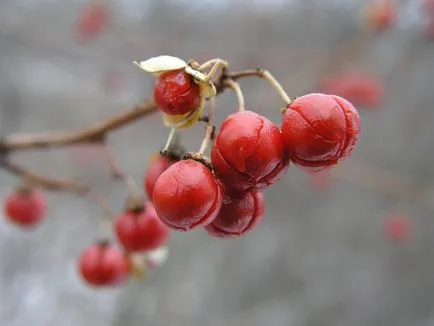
[223,69,292,106]
[162,128,177,154]
[198,97,216,155]
[224,79,246,112]
[199,59,229,82]
[260,70,292,106]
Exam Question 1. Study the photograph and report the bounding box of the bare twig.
[2,160,89,194]
[2,160,116,216]
[103,143,140,195]
[224,79,246,112]
[0,99,157,150]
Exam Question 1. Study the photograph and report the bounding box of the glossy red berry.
[205,186,265,238]
[281,93,360,173]
[144,154,173,201]
[384,214,412,243]
[211,110,288,192]
[4,188,46,228]
[320,73,384,108]
[75,2,109,43]
[79,242,129,287]
[153,159,222,231]
[115,202,170,252]
[153,70,201,115]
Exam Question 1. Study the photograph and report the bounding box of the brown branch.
[0,98,157,150]
[2,160,116,217]
[2,160,89,194]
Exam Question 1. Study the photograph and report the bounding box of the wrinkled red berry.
[281,93,360,173]
[4,188,46,228]
[320,73,384,108]
[153,159,222,231]
[75,2,109,43]
[384,214,412,243]
[115,202,170,252]
[144,154,173,201]
[79,242,129,287]
[205,186,265,238]
[153,70,201,115]
[211,110,289,192]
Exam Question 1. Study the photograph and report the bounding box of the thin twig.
[198,97,216,155]
[2,160,116,216]
[2,160,89,194]
[224,79,246,112]
[103,143,141,195]
[0,99,157,150]
[223,69,292,105]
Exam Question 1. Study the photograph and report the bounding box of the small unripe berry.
[78,242,129,287]
[281,93,360,173]
[211,110,288,192]
[153,159,222,231]
[153,70,201,115]
[205,186,265,238]
[4,188,46,228]
[115,202,170,252]
[144,154,173,201]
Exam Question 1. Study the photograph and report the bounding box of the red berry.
[320,73,384,108]
[115,202,170,252]
[144,154,173,201]
[153,70,201,115]
[4,188,46,228]
[205,186,265,238]
[383,214,412,243]
[153,159,222,231]
[78,242,129,287]
[211,111,288,192]
[365,0,396,31]
[281,93,360,173]
[75,2,109,43]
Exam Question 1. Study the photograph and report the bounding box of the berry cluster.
[2,55,362,288]
[136,55,361,239]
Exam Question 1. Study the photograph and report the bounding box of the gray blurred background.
[1,0,434,325]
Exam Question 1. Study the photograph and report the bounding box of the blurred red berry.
[384,214,412,243]
[424,21,434,39]
[4,188,46,228]
[364,0,397,31]
[422,0,434,14]
[205,185,265,238]
[153,159,222,231]
[310,171,331,189]
[144,154,173,201]
[281,93,360,173]
[211,110,289,192]
[79,242,129,287]
[75,2,109,44]
[320,73,384,108]
[153,70,201,115]
[115,202,170,253]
